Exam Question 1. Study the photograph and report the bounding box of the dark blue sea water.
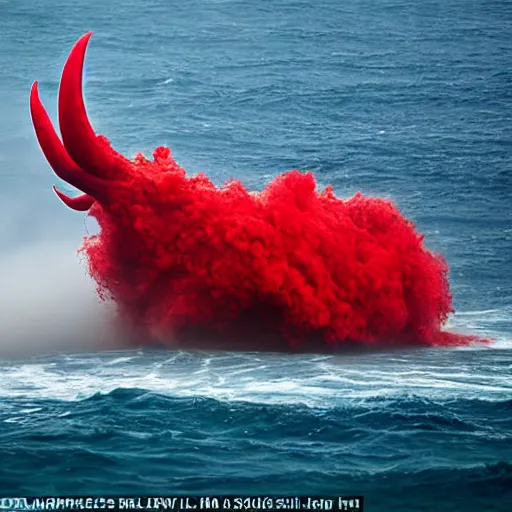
[0,0,511,510]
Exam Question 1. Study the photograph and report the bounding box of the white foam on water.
[0,346,510,408]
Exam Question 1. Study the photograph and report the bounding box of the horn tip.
[53,186,94,211]
[30,81,39,99]
[70,32,93,54]
[81,32,93,43]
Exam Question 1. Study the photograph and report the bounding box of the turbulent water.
[0,0,511,510]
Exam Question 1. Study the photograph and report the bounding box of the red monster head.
[30,33,483,351]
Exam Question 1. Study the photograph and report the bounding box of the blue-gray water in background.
[0,0,511,510]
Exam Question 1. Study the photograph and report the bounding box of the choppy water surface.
[0,0,510,510]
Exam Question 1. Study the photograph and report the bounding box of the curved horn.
[30,81,108,201]
[58,32,129,177]
[53,186,95,211]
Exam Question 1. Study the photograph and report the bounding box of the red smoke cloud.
[29,33,488,351]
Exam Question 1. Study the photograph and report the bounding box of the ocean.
[0,0,511,510]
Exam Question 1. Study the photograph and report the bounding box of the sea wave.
[1,388,511,502]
